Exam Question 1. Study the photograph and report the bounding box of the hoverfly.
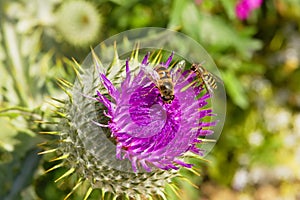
[191,63,221,94]
[141,60,185,104]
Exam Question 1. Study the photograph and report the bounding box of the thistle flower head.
[42,28,226,199]
[55,0,101,47]
[94,51,216,172]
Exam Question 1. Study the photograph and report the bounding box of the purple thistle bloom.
[95,52,216,172]
[235,0,263,20]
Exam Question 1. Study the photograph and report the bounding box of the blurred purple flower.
[194,0,203,5]
[95,52,216,172]
[235,0,263,20]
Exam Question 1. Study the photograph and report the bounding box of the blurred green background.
[1,0,300,199]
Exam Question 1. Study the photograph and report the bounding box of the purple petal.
[100,73,119,99]
[142,52,150,65]
[96,90,114,113]
[164,51,174,67]
[121,59,131,88]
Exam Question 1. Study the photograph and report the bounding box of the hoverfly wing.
[207,71,223,87]
[170,60,185,83]
[197,61,222,86]
[140,64,160,84]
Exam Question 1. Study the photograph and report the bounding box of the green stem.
[0,106,42,119]
[0,106,32,113]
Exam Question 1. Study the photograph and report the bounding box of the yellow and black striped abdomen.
[203,73,217,89]
[156,66,170,79]
[154,65,175,103]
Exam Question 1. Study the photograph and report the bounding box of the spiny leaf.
[185,167,201,177]
[64,178,83,200]
[166,183,180,199]
[38,149,58,155]
[181,177,199,189]
[55,81,72,102]
[151,49,163,65]
[53,110,67,118]
[56,78,73,88]
[55,167,75,182]
[83,186,93,200]
[91,47,105,75]
[34,120,58,125]
[131,42,140,61]
[39,131,59,135]
[49,154,69,162]
[111,41,121,70]
[51,97,67,104]
[45,163,64,173]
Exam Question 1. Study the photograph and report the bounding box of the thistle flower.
[93,50,217,173]
[41,41,220,199]
[55,0,101,47]
[235,0,263,20]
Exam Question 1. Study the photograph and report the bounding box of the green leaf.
[1,148,41,200]
[217,54,265,74]
[0,118,20,151]
[180,4,262,59]
[181,3,201,41]
[234,34,263,60]
[0,116,42,198]
[168,0,188,29]
[222,70,249,109]
[220,0,237,20]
